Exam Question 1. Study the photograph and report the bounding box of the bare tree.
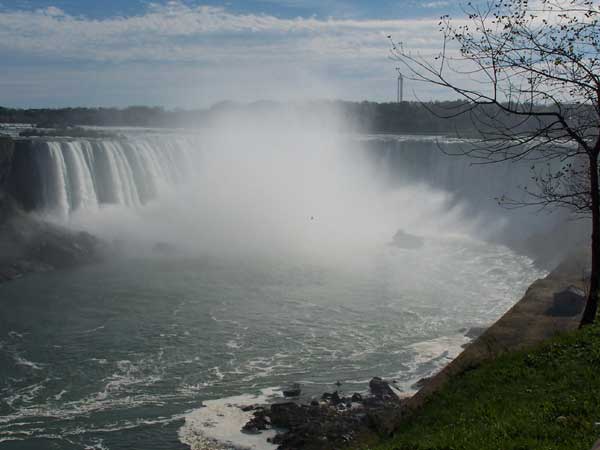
[390,0,600,325]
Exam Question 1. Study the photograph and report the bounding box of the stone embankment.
[404,250,589,411]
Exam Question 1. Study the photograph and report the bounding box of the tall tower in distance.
[396,68,404,103]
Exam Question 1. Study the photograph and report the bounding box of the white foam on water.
[8,331,24,339]
[211,366,225,381]
[3,378,50,407]
[64,414,186,436]
[54,390,68,401]
[226,340,242,350]
[13,354,44,370]
[178,388,281,450]
[90,358,108,365]
[390,333,472,393]
[81,325,106,334]
[408,334,470,367]
[84,438,109,450]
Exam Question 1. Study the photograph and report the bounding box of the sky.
[0,0,463,108]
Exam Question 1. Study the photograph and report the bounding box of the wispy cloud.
[0,2,452,106]
[421,1,450,8]
[0,2,444,62]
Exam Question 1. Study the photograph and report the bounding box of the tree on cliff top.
[390,0,600,325]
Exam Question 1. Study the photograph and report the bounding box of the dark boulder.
[242,411,271,434]
[369,377,397,400]
[351,392,363,403]
[269,402,304,428]
[321,391,342,404]
[283,383,301,398]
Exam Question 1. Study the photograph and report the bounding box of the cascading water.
[29,137,193,219]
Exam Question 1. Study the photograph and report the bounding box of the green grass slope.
[366,323,600,450]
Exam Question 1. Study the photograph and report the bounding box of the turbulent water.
[0,129,546,449]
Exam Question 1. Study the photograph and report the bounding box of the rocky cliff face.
[0,213,105,283]
[8,140,43,211]
[0,137,106,283]
[0,137,14,201]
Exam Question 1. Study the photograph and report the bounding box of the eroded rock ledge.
[0,206,105,283]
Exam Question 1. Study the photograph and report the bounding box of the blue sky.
[0,0,461,108]
[4,0,458,20]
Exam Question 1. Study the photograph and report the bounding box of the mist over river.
[0,124,546,449]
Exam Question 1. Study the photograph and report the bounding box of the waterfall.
[44,142,71,220]
[31,137,192,218]
[24,133,552,235]
[62,141,98,212]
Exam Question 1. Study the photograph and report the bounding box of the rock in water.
[369,377,398,400]
[283,383,301,398]
[321,391,342,404]
[390,229,424,249]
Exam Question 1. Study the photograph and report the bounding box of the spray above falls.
[7,115,543,263]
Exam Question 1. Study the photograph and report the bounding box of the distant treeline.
[0,100,571,136]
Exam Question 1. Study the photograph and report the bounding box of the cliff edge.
[0,137,105,283]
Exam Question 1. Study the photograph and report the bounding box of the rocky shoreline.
[226,326,487,450]
[239,377,405,450]
[220,260,588,450]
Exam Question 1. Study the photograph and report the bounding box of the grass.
[365,323,600,450]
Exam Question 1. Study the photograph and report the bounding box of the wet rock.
[369,377,397,400]
[241,376,409,449]
[351,393,363,403]
[390,229,424,249]
[270,402,304,428]
[242,412,271,434]
[321,391,342,404]
[283,383,301,398]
